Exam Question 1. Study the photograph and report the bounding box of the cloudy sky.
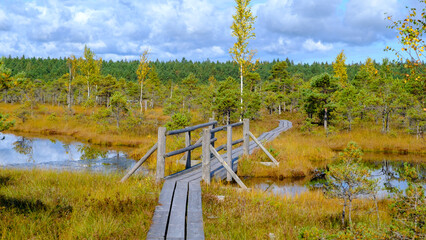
[0,0,420,63]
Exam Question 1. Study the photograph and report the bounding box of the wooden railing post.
[209,118,215,148]
[226,125,232,181]
[184,131,191,169]
[243,118,250,156]
[156,127,167,183]
[202,128,211,184]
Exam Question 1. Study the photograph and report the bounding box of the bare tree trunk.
[278,104,281,114]
[240,62,243,122]
[324,108,328,136]
[342,198,347,227]
[139,81,143,113]
[348,111,352,131]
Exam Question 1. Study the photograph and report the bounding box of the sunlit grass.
[0,168,160,239]
[202,182,391,239]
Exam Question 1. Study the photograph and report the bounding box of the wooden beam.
[226,125,232,182]
[120,143,157,182]
[166,121,217,136]
[209,145,248,189]
[248,131,279,166]
[243,118,250,156]
[202,128,211,184]
[156,127,167,183]
[185,131,191,169]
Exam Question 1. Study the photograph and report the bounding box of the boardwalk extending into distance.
[147,120,293,240]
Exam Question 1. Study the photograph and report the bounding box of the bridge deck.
[146,120,292,240]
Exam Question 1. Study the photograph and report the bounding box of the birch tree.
[230,0,256,120]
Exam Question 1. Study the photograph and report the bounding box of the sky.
[0,0,421,64]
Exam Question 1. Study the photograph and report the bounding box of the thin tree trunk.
[240,62,243,121]
[348,199,353,230]
[342,198,347,227]
[140,81,143,113]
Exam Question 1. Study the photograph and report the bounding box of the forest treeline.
[0,47,424,136]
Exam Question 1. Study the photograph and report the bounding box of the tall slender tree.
[136,50,150,113]
[230,0,256,120]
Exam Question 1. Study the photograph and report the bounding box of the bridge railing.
[122,118,279,186]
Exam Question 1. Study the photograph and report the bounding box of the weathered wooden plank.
[166,181,188,239]
[147,180,176,240]
[159,180,176,206]
[188,181,202,212]
[146,209,170,240]
[187,181,204,239]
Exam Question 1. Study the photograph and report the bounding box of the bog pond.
[0,133,147,174]
[1,133,425,197]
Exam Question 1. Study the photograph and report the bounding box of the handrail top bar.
[164,137,217,157]
[166,121,218,136]
[211,122,243,133]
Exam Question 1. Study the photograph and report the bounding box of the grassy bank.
[0,168,160,239]
[1,104,424,179]
[239,113,425,179]
[202,182,391,239]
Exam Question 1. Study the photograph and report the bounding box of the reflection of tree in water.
[77,145,107,160]
[380,160,426,190]
[13,137,34,162]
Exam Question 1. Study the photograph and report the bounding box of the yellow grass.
[202,182,391,239]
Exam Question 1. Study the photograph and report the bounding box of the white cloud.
[303,39,333,52]
[0,0,414,63]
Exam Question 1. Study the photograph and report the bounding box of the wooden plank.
[146,209,170,240]
[187,181,204,239]
[166,181,188,239]
[147,180,176,240]
[159,180,177,206]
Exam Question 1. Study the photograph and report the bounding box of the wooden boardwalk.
[147,120,292,240]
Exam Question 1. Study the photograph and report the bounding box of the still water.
[244,153,426,198]
[0,133,144,174]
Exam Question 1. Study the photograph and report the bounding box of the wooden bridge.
[121,119,292,240]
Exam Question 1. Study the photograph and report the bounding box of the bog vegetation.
[0,0,425,239]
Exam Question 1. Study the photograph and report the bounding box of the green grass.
[0,168,160,239]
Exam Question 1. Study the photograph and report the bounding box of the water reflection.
[12,137,34,162]
[245,158,425,198]
[0,133,145,174]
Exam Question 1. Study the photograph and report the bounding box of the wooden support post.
[185,131,191,169]
[226,125,232,182]
[243,118,250,156]
[120,143,158,182]
[209,118,215,148]
[248,131,279,166]
[156,127,167,183]
[210,145,248,189]
[202,128,211,184]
